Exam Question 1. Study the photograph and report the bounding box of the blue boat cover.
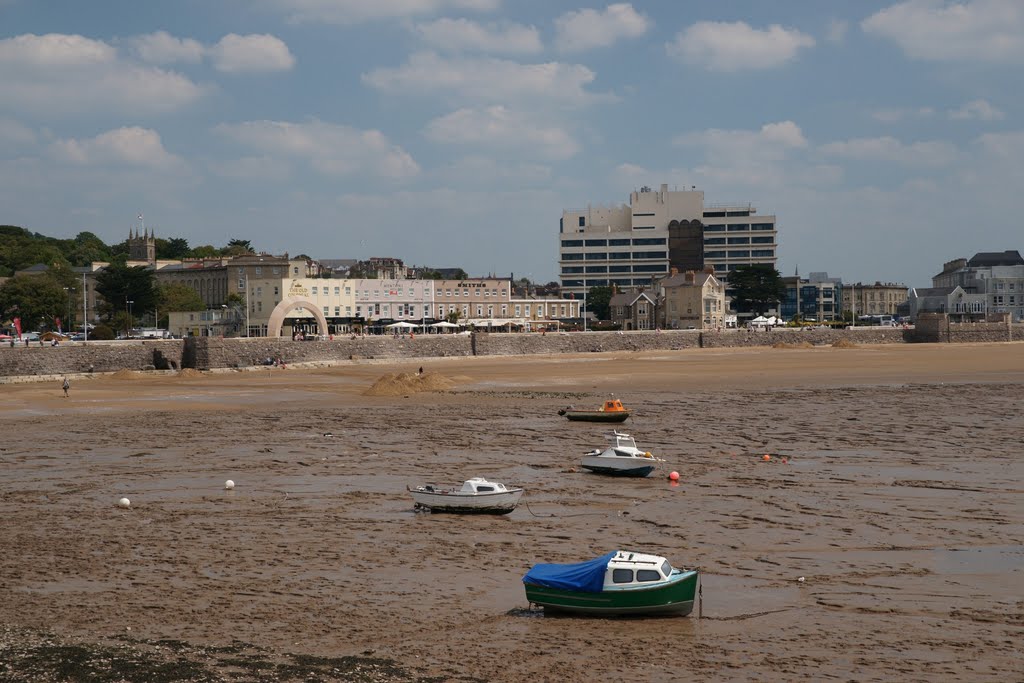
[522,551,616,593]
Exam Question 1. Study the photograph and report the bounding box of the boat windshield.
[661,560,672,576]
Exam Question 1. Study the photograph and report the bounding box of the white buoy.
[224,480,235,490]
[797,576,806,583]
[118,497,131,509]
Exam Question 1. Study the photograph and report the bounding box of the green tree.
[0,274,68,332]
[189,244,219,258]
[586,285,613,321]
[729,264,786,315]
[156,237,191,260]
[158,283,204,327]
[93,262,159,333]
[445,309,462,324]
[223,238,253,256]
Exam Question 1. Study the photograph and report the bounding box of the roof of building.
[660,272,718,288]
[967,250,1024,267]
[910,286,955,298]
[610,291,655,307]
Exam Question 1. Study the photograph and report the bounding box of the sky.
[1,0,1021,288]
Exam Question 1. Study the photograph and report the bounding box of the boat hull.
[525,570,699,616]
[563,411,630,423]
[580,459,656,477]
[410,489,523,514]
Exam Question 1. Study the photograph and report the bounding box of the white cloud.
[0,32,114,67]
[209,34,296,73]
[268,0,499,25]
[130,31,295,73]
[414,18,542,54]
[870,106,935,123]
[130,31,204,64]
[215,119,420,179]
[819,136,957,166]
[948,99,1005,121]
[0,33,206,115]
[363,52,603,103]
[49,127,183,169]
[554,3,650,52]
[424,106,579,160]
[862,0,1024,63]
[675,121,808,161]
[826,19,848,43]
[667,21,814,71]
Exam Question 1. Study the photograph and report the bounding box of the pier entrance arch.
[266,297,329,338]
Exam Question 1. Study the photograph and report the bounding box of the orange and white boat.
[558,398,631,423]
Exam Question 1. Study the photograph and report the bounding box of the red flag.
[55,317,62,333]
[13,317,21,338]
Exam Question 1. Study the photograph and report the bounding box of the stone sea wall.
[1,316,1020,381]
[0,340,183,381]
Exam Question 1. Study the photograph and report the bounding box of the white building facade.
[560,184,777,297]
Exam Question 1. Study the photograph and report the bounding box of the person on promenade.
[62,376,70,398]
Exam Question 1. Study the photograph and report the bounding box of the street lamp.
[62,287,71,334]
[126,299,134,338]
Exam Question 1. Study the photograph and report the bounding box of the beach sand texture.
[1,343,1022,681]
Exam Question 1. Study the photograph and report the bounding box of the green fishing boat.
[523,550,700,616]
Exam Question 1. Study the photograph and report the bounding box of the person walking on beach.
[62,376,70,398]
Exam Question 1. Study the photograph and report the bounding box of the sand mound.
[772,341,814,349]
[831,338,859,348]
[364,371,455,396]
[109,369,142,380]
[177,368,204,378]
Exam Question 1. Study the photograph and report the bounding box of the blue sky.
[1,0,1021,287]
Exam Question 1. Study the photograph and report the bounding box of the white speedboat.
[581,431,662,477]
[408,477,523,514]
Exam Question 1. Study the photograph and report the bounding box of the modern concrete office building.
[559,184,777,297]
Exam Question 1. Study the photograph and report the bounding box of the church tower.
[128,220,156,264]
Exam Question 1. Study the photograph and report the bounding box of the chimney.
[685,270,696,284]
[670,267,679,277]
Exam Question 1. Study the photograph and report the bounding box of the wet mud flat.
[1,345,1022,681]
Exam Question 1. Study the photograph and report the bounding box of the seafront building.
[925,251,1024,322]
[559,184,777,298]
[168,277,581,338]
[841,282,909,318]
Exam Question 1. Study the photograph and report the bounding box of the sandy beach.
[1,342,1022,681]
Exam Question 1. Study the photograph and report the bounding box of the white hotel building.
[560,184,778,297]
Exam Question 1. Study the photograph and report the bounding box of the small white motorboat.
[581,431,663,477]
[408,477,524,514]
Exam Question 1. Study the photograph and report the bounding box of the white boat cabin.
[604,551,675,588]
[608,431,638,451]
[459,477,511,494]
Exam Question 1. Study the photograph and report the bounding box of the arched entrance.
[266,297,329,338]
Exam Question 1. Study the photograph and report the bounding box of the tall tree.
[729,264,786,315]
[93,262,159,324]
[586,285,613,321]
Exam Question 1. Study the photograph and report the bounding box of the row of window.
[705,223,775,232]
[561,238,667,247]
[563,278,666,288]
[702,210,751,218]
[704,236,774,246]
[704,250,775,259]
[563,251,668,261]
[349,303,573,318]
[563,265,673,275]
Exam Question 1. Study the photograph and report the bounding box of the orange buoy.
[668,471,680,481]
[762,454,771,461]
